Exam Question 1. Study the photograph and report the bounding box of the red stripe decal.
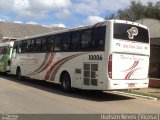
[45,53,83,80]
[123,60,139,72]
[26,53,50,76]
[125,68,141,80]
[45,56,72,80]
[33,52,55,75]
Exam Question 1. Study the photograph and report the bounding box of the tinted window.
[13,41,19,53]
[34,38,41,52]
[54,35,62,51]
[47,36,54,52]
[81,29,92,50]
[27,40,31,52]
[30,40,35,52]
[0,46,9,54]
[92,26,106,51]
[42,37,47,51]
[71,31,80,51]
[114,23,149,43]
[62,33,71,51]
[4,47,9,54]
[18,41,22,53]
[22,40,27,53]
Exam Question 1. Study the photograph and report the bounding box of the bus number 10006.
[89,55,102,61]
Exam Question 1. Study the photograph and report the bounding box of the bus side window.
[47,36,54,52]
[71,31,80,51]
[18,41,22,53]
[7,46,10,54]
[13,42,18,53]
[62,33,71,51]
[1,47,4,54]
[27,40,31,52]
[22,41,28,53]
[92,26,106,51]
[34,38,42,52]
[42,37,47,52]
[54,35,62,51]
[12,42,17,58]
[3,46,8,54]
[81,29,92,51]
[30,39,35,52]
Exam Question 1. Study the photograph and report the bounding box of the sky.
[0,0,159,28]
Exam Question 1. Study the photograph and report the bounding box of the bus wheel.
[61,73,71,92]
[16,68,22,81]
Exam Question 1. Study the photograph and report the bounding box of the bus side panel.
[81,52,106,90]
[40,52,107,90]
[52,52,84,88]
[11,53,47,79]
[24,53,47,79]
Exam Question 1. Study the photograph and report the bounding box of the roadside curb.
[111,91,158,101]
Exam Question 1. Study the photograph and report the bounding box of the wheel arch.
[16,66,21,74]
[60,70,71,84]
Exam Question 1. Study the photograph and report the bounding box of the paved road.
[0,74,160,114]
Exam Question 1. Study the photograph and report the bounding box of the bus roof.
[112,19,149,29]
[0,41,14,47]
[15,20,148,41]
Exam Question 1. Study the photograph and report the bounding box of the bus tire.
[16,67,22,81]
[60,72,71,92]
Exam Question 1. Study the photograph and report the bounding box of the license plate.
[128,83,135,87]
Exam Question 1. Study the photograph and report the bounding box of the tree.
[105,14,116,20]
[154,2,160,19]
[117,9,128,20]
[106,1,160,21]
[145,2,155,18]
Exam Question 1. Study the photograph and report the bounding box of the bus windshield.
[0,46,10,54]
[114,23,149,43]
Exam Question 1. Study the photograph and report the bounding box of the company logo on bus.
[127,27,138,39]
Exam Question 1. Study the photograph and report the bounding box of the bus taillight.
[108,54,112,79]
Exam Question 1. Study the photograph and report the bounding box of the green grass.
[126,90,160,100]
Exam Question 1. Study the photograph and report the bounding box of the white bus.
[0,42,14,73]
[11,20,150,91]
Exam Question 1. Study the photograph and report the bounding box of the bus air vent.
[83,63,98,86]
